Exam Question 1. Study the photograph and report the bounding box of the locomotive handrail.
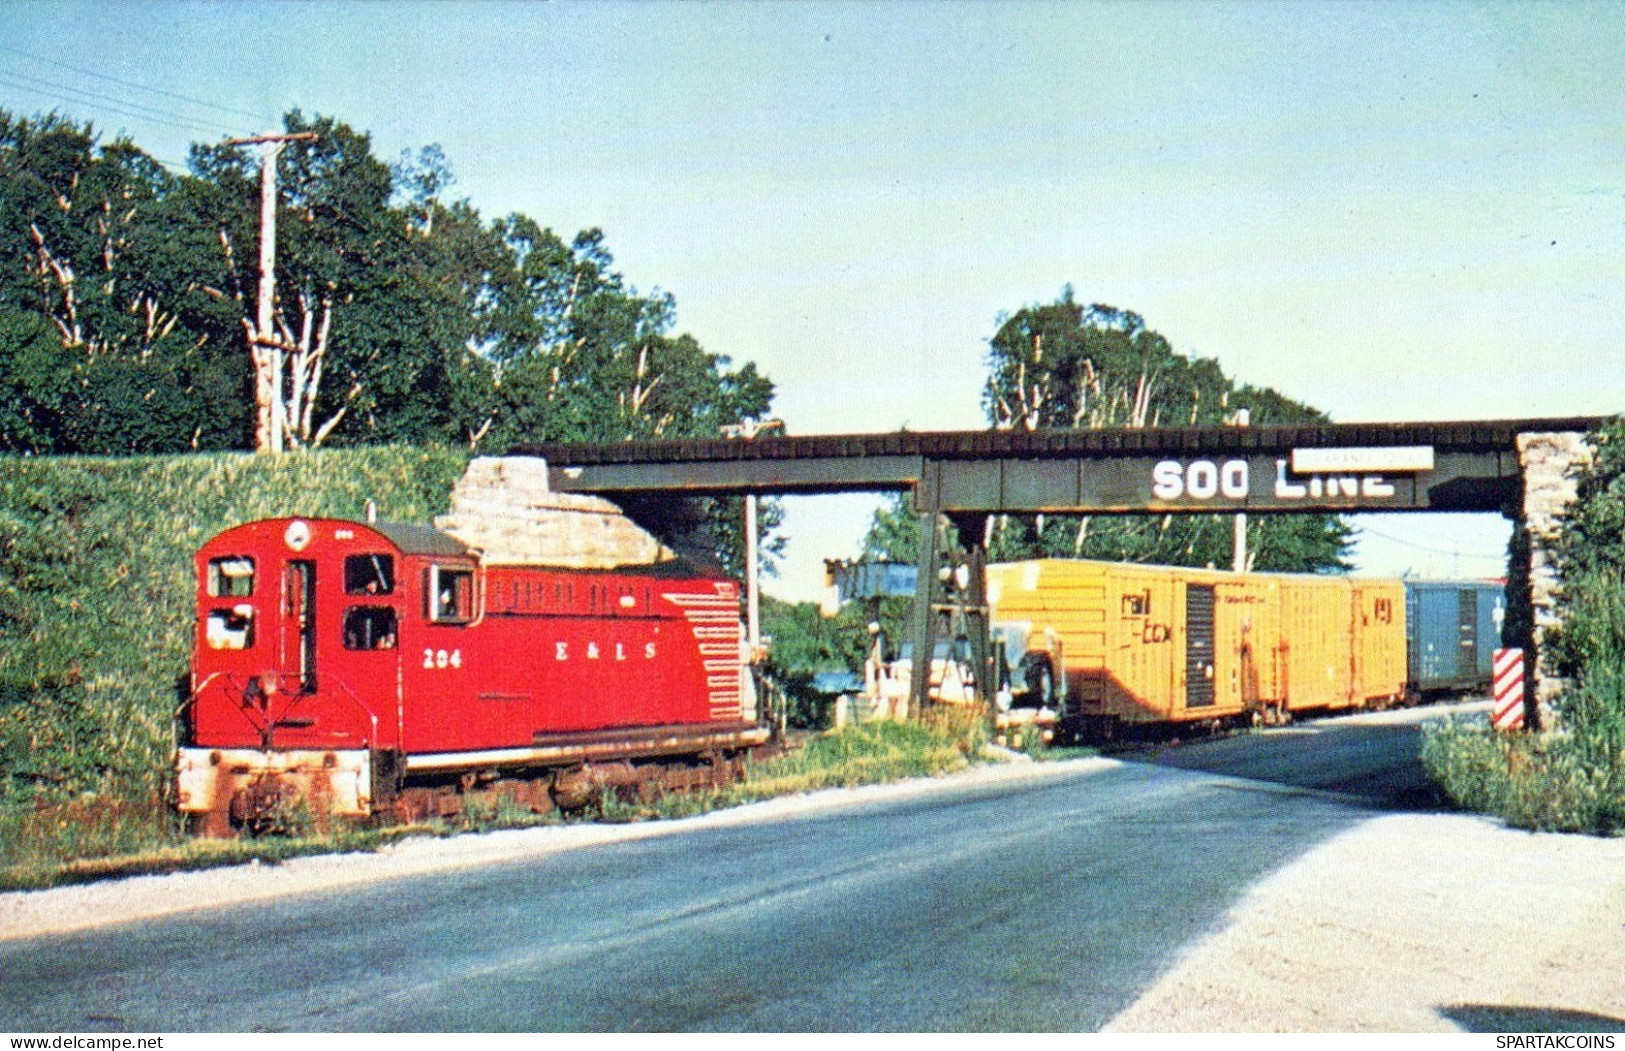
[173,672,218,725]
[463,569,489,629]
[170,672,219,754]
[172,672,266,747]
[255,677,380,750]
[181,672,282,750]
[179,671,379,751]
[325,677,381,750]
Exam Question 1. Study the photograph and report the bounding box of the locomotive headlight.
[260,672,279,696]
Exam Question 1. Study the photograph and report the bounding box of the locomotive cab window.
[343,606,397,650]
[205,606,254,649]
[344,554,395,595]
[425,565,474,624]
[207,557,255,598]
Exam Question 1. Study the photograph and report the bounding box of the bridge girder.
[526,417,1603,516]
[521,417,1608,725]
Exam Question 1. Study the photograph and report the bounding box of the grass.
[0,792,449,891]
[0,709,1007,892]
[601,707,997,822]
[1029,743,1099,762]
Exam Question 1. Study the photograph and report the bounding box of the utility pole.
[225,131,318,454]
[1232,408,1250,572]
[720,418,783,658]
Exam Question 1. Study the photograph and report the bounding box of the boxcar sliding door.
[1185,584,1216,709]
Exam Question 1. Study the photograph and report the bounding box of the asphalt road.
[1125,703,1465,810]
[0,708,1451,1032]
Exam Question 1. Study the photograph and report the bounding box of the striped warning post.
[1492,647,1525,731]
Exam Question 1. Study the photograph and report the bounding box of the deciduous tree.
[867,289,1350,573]
[0,110,242,452]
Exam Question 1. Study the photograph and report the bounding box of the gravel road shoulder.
[1105,811,1625,1032]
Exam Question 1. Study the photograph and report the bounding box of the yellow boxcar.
[986,560,1407,736]
[1350,579,1409,706]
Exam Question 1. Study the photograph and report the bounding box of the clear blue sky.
[2,0,1621,599]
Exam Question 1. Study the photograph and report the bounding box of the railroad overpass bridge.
[520,416,1608,726]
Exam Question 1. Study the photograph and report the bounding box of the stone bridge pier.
[1508,432,1595,729]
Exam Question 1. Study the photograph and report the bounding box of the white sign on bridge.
[1291,446,1436,473]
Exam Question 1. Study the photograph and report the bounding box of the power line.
[0,59,252,174]
[145,154,193,175]
[0,81,225,176]
[1355,522,1506,559]
[0,72,236,137]
[0,43,274,126]
[1378,514,1504,545]
[1,67,232,132]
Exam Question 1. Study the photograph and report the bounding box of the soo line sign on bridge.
[1149,446,1438,506]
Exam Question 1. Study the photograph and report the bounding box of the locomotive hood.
[371,521,471,558]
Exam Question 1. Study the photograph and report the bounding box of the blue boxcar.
[1404,580,1506,695]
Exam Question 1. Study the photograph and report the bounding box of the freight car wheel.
[1079,714,1119,745]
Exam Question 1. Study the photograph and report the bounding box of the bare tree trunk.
[29,223,85,351]
[277,292,344,448]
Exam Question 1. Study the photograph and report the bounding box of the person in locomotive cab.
[435,583,461,621]
[343,606,397,650]
[206,604,254,650]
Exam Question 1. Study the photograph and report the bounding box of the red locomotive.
[175,515,767,833]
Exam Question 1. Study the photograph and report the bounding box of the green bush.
[1422,717,1625,834]
[1548,416,1625,753]
[1553,568,1625,761]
